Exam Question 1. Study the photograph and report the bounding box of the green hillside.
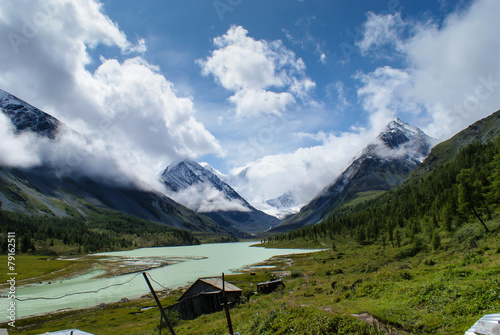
[271,134,499,247]
[415,110,500,176]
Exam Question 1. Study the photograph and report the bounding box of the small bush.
[244,307,377,334]
[332,268,345,275]
[454,225,483,250]
[462,252,484,266]
[396,270,413,281]
[423,259,437,266]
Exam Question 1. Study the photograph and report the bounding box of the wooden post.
[222,273,234,335]
[142,272,176,335]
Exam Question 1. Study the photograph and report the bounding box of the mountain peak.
[160,159,280,233]
[385,117,425,136]
[374,118,433,159]
[275,119,434,232]
[0,88,61,139]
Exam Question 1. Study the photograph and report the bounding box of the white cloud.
[165,182,251,213]
[0,113,42,167]
[228,127,380,209]
[227,89,295,117]
[326,80,349,111]
[355,66,411,131]
[198,25,315,117]
[404,0,500,139]
[356,12,406,56]
[283,23,328,64]
[0,0,223,192]
[356,0,500,140]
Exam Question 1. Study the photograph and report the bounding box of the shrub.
[423,259,437,266]
[454,225,483,250]
[396,270,413,281]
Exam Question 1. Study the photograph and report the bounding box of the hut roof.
[179,277,242,301]
[199,277,241,292]
[257,279,284,286]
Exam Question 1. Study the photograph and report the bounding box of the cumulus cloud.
[227,127,380,209]
[355,66,412,131]
[198,25,315,117]
[356,12,406,56]
[164,182,251,213]
[226,0,500,213]
[0,0,223,192]
[356,0,500,140]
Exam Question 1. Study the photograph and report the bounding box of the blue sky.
[93,0,475,170]
[1,0,499,209]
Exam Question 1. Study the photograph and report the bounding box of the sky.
[1,0,500,212]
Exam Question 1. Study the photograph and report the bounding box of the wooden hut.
[168,277,242,320]
[257,279,284,294]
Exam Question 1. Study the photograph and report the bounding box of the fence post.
[222,273,234,334]
[142,272,176,335]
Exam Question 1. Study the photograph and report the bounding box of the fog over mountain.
[275,117,436,231]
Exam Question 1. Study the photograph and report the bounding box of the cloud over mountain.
[0,0,223,191]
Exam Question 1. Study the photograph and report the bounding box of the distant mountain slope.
[0,165,233,234]
[161,160,280,234]
[274,118,434,232]
[0,88,234,236]
[271,110,500,250]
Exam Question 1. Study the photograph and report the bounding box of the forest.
[0,206,200,255]
[269,135,500,252]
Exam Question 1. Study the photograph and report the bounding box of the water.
[10,242,318,319]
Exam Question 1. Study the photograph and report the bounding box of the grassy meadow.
[3,218,499,334]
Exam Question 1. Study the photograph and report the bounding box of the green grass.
[0,255,93,288]
[338,190,387,209]
[3,221,500,334]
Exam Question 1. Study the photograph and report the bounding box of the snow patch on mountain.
[161,160,251,213]
[318,117,434,200]
[263,191,302,219]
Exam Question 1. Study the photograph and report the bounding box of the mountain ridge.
[0,88,236,237]
[273,118,434,232]
[161,159,280,234]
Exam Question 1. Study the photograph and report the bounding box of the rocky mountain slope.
[161,160,280,234]
[0,89,233,235]
[274,118,435,232]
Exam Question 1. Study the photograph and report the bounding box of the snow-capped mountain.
[265,191,295,209]
[275,118,435,232]
[263,191,303,219]
[161,160,280,234]
[162,160,242,200]
[0,89,61,139]
[0,88,233,235]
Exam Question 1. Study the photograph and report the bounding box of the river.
[11,242,319,319]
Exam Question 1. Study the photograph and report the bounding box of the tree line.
[0,206,201,255]
[270,136,500,251]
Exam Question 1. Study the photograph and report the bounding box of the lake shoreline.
[3,242,321,320]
